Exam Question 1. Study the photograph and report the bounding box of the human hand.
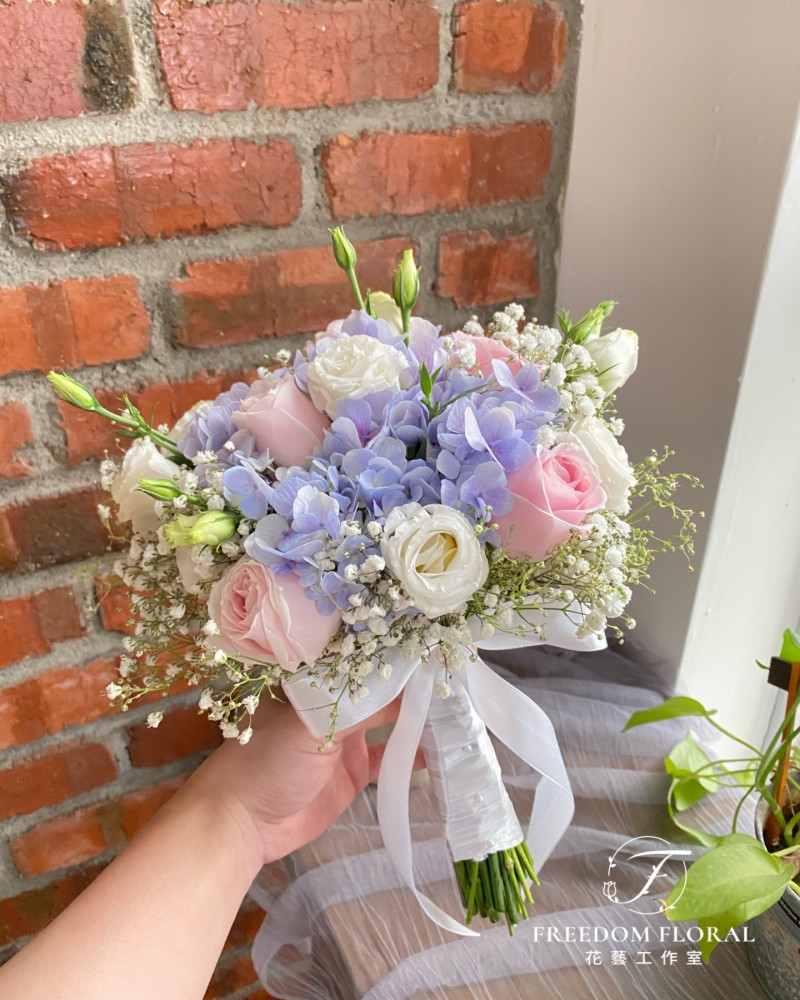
[184,695,407,868]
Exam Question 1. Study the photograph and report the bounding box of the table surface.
[251,646,767,1000]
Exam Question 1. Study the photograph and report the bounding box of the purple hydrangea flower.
[177,383,262,466]
[223,462,272,519]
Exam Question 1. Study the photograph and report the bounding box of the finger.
[367,742,426,783]
[335,697,402,740]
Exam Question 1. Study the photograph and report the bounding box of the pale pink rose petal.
[495,444,606,561]
[207,558,340,672]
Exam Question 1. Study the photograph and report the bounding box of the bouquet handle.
[420,676,523,863]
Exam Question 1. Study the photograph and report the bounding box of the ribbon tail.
[464,655,574,870]
[377,664,479,938]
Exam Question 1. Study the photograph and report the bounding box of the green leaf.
[780,628,800,664]
[419,361,433,400]
[557,308,571,334]
[666,734,718,791]
[665,834,793,959]
[666,782,721,847]
[624,696,714,731]
[672,778,710,812]
[724,767,756,789]
[663,733,720,819]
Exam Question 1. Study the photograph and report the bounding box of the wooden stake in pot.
[765,657,800,848]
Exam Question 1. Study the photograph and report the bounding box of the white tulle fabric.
[283,606,603,936]
[251,645,764,999]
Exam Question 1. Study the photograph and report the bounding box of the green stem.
[465,860,479,924]
[346,268,365,311]
[704,718,761,756]
[94,405,189,463]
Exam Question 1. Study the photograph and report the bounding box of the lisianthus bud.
[569,300,617,344]
[139,478,182,501]
[330,226,357,272]
[392,249,420,313]
[164,510,236,548]
[47,372,99,411]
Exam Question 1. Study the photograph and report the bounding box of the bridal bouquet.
[49,230,697,935]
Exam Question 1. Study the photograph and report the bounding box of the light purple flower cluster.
[189,310,561,617]
[176,383,269,469]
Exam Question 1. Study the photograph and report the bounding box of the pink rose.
[494,444,607,561]
[451,330,523,377]
[231,372,330,468]
[207,558,341,672]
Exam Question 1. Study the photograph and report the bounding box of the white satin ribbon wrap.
[420,674,524,862]
[283,606,605,936]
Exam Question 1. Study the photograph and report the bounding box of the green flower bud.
[569,300,618,345]
[163,510,236,548]
[47,372,99,411]
[392,249,420,313]
[139,478,182,501]
[330,226,357,273]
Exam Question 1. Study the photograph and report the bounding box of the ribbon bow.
[283,608,605,936]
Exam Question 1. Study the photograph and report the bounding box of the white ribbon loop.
[463,656,574,869]
[283,610,602,935]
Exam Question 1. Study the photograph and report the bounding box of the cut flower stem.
[455,841,539,935]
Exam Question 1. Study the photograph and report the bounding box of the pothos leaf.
[624,696,714,731]
[780,627,800,664]
[665,834,793,960]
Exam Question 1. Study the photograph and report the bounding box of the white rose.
[585,328,638,395]
[110,438,181,536]
[306,334,408,415]
[381,503,488,618]
[569,417,635,514]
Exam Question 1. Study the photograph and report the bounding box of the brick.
[0,862,105,946]
[127,705,222,767]
[58,371,253,466]
[0,276,149,377]
[2,139,301,252]
[0,586,85,670]
[0,487,113,574]
[224,900,264,950]
[203,952,258,1000]
[0,513,18,573]
[96,576,133,633]
[10,778,184,876]
[172,237,409,348]
[453,0,566,95]
[0,403,34,479]
[0,0,135,123]
[0,659,119,751]
[322,123,552,219]
[438,230,539,307]
[0,742,117,822]
[154,0,438,114]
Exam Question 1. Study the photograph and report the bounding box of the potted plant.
[625,628,800,998]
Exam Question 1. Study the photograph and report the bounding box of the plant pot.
[748,798,800,999]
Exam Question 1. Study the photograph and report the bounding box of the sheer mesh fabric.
[250,646,764,999]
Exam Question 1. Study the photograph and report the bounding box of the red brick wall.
[0,0,580,991]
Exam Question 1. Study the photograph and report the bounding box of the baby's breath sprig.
[624,447,703,589]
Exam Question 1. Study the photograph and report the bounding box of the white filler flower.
[306,334,408,415]
[381,503,488,618]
